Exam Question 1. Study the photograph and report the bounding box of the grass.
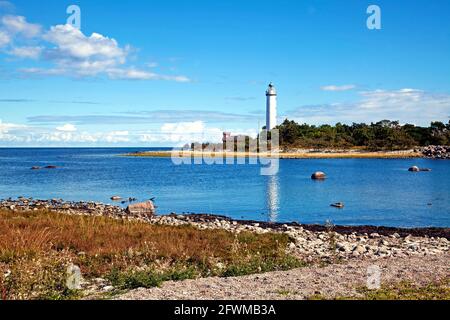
[307,280,450,300]
[276,289,299,297]
[0,209,303,299]
[355,281,450,300]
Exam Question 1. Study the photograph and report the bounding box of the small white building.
[266,82,277,131]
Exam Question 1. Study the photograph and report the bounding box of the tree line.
[276,119,450,151]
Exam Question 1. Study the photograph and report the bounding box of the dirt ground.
[118,253,449,300]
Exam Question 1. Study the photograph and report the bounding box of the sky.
[0,0,449,147]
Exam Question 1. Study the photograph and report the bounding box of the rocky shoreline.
[421,145,450,159]
[1,198,449,263]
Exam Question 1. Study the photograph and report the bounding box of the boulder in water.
[331,202,345,209]
[311,171,326,180]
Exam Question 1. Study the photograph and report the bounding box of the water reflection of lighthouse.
[265,175,280,222]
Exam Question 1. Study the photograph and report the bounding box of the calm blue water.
[0,148,449,227]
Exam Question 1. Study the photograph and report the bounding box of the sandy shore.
[125,149,422,159]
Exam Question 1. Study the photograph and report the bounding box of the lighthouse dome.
[266,82,277,96]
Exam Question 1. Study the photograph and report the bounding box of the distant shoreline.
[124,149,422,159]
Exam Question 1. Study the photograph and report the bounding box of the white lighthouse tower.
[266,82,277,131]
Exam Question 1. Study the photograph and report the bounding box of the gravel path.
[118,253,449,300]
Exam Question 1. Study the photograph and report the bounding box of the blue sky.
[0,0,449,146]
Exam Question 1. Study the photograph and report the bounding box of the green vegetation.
[355,281,450,300]
[106,266,198,290]
[277,119,450,151]
[308,280,450,300]
[178,119,449,153]
[0,209,302,299]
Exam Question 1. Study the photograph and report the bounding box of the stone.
[352,250,361,257]
[353,245,366,255]
[336,242,348,252]
[311,171,326,180]
[421,145,450,159]
[330,202,344,209]
[126,200,156,218]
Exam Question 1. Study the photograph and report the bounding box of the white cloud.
[106,68,190,82]
[29,130,130,144]
[0,119,26,132]
[8,46,42,59]
[1,15,41,38]
[104,131,129,143]
[40,24,128,77]
[44,24,127,61]
[321,84,356,92]
[1,117,258,146]
[146,62,158,68]
[19,67,66,76]
[56,123,77,132]
[0,119,28,142]
[161,121,222,143]
[0,30,10,47]
[288,88,450,126]
[139,121,257,145]
[0,15,190,82]
[138,121,223,145]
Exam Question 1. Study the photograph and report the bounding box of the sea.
[0,147,449,227]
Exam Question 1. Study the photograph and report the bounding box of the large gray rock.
[126,200,156,218]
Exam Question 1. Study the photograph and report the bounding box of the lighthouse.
[266,82,277,131]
